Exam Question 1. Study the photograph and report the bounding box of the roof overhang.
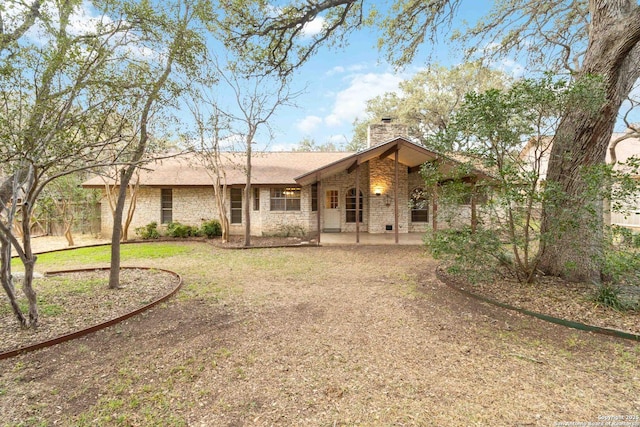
[295,137,492,186]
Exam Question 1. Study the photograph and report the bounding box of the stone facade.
[98,164,431,238]
[99,185,322,238]
[99,187,219,237]
[367,122,409,148]
[96,121,437,238]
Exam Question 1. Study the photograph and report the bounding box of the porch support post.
[355,163,360,244]
[394,150,399,244]
[317,174,322,244]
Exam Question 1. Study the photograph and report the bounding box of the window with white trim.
[270,187,301,211]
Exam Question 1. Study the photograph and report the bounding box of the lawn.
[1,242,638,426]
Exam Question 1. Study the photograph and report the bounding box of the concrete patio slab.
[319,232,425,245]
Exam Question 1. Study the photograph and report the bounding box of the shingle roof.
[82,151,354,188]
[295,136,496,186]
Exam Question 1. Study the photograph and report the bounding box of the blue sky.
[14,1,636,152]
[256,2,500,151]
[9,0,516,151]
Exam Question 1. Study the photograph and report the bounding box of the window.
[253,187,260,211]
[270,187,301,211]
[161,189,172,224]
[410,188,429,223]
[326,189,338,209]
[311,183,318,212]
[345,188,363,223]
[231,188,242,224]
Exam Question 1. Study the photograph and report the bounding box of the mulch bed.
[0,269,178,354]
[439,269,640,337]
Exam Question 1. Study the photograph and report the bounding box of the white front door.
[324,189,340,231]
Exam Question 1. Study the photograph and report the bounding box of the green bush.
[425,227,507,283]
[166,222,200,238]
[201,219,222,238]
[264,225,307,238]
[135,222,160,240]
[592,284,630,311]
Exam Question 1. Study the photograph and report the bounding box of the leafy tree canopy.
[352,61,510,151]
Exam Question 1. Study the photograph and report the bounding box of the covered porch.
[296,136,491,245]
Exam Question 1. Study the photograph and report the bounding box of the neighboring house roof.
[82,151,353,188]
[520,131,640,177]
[295,136,495,187]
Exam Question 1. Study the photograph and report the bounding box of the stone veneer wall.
[99,187,219,237]
[256,186,313,236]
[367,123,409,147]
[98,185,319,238]
[367,158,409,233]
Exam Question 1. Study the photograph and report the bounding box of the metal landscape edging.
[0,266,182,360]
[436,267,640,342]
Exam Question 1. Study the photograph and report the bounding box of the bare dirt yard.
[0,242,639,426]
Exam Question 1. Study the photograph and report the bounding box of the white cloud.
[67,2,114,36]
[270,142,298,151]
[301,16,325,37]
[296,115,323,133]
[325,63,367,77]
[496,58,526,78]
[326,66,345,76]
[324,72,404,127]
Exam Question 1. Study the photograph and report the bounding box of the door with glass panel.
[324,189,340,231]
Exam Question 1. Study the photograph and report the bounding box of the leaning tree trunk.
[0,233,27,326]
[539,0,640,282]
[20,204,39,326]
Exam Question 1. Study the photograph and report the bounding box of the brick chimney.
[367,117,409,148]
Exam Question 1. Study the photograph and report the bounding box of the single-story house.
[83,120,493,243]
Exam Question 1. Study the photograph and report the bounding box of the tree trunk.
[244,140,252,247]
[109,170,129,289]
[538,112,611,282]
[21,205,39,326]
[64,221,75,247]
[213,171,230,243]
[539,1,640,282]
[0,234,27,326]
[122,179,139,242]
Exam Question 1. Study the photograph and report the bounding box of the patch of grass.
[12,242,193,271]
[38,301,64,316]
[592,284,632,311]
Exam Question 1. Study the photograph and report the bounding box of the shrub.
[425,227,506,283]
[167,222,200,238]
[264,225,307,238]
[201,219,222,238]
[592,284,630,311]
[135,222,160,240]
